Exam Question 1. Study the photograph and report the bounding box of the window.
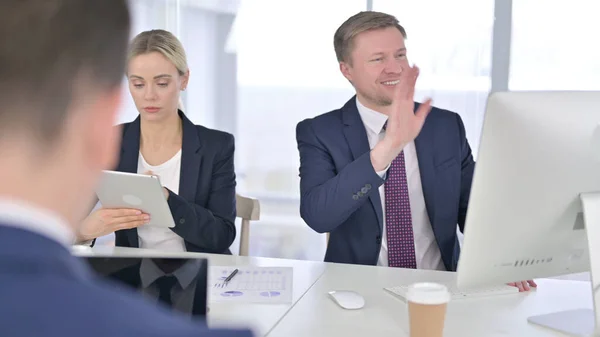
[509,0,600,90]
[176,0,366,259]
[373,0,495,156]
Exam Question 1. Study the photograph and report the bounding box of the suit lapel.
[118,117,142,247]
[341,97,384,232]
[118,116,141,174]
[413,102,437,231]
[178,111,202,203]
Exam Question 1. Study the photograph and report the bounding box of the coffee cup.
[406,282,450,337]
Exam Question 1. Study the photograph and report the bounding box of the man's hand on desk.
[508,280,537,292]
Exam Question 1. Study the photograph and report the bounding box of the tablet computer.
[95,170,175,228]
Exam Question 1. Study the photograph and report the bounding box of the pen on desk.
[224,269,238,283]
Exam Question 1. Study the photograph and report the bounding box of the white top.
[136,149,186,252]
[355,97,445,270]
[0,198,74,247]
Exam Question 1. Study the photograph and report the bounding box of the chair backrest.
[235,194,260,256]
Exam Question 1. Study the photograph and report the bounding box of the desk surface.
[72,246,327,336]
[73,246,594,337]
[268,262,594,337]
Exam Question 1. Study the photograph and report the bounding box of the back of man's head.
[0,0,131,224]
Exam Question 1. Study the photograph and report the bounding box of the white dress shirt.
[355,97,445,270]
[0,198,74,247]
[137,150,186,252]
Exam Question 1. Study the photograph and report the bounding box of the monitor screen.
[82,256,208,320]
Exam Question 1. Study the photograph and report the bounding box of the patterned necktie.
[383,122,417,268]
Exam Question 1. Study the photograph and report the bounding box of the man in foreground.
[0,1,253,335]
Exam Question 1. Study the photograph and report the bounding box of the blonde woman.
[77,29,237,254]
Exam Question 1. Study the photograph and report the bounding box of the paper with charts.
[209,266,293,304]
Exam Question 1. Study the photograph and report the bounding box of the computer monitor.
[456,91,600,336]
[81,254,208,321]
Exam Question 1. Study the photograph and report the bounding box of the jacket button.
[352,195,359,200]
[376,236,382,244]
[179,218,186,224]
[366,184,372,189]
[361,187,368,193]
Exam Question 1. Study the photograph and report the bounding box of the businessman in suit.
[296,11,535,291]
[0,1,253,336]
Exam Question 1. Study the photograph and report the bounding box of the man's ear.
[339,61,353,83]
[85,86,123,172]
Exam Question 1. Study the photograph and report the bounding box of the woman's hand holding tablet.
[76,208,150,242]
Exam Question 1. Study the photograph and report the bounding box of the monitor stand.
[527,192,600,337]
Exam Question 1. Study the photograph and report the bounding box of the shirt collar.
[140,258,200,289]
[0,197,74,247]
[355,96,388,135]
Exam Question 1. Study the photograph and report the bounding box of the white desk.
[72,246,327,336]
[73,246,594,337]
[267,262,594,337]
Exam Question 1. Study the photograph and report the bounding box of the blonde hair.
[127,29,188,76]
[334,11,407,65]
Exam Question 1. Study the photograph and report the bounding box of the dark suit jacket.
[0,224,253,337]
[296,97,475,271]
[112,110,236,254]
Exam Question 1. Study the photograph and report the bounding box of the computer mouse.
[327,290,365,310]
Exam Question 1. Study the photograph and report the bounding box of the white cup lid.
[406,282,450,305]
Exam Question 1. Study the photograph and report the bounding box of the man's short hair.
[334,11,407,65]
[0,0,131,144]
